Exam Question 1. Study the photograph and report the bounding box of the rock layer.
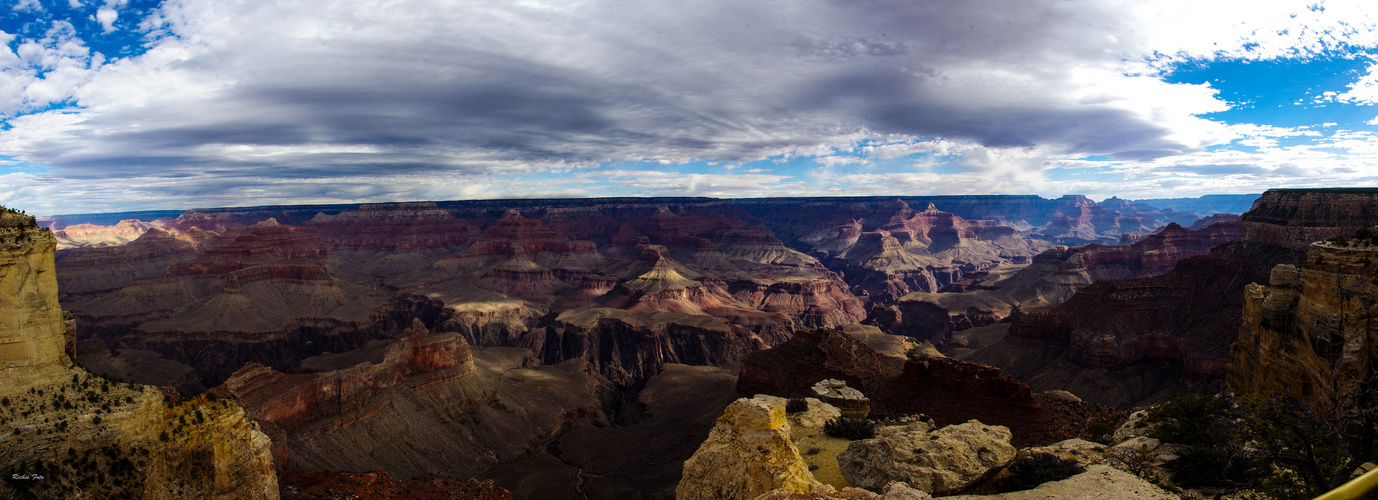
[1229,240,1378,408]
[973,188,1378,408]
[0,207,278,499]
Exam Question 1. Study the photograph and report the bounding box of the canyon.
[25,192,1309,498]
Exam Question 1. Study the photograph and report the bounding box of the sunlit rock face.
[0,207,279,499]
[1229,239,1378,409]
[0,211,68,370]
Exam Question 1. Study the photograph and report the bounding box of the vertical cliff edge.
[1229,239,1378,408]
[0,208,279,499]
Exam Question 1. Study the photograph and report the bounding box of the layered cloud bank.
[2,0,1378,213]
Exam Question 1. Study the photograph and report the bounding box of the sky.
[2,0,1378,214]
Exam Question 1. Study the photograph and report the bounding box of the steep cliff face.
[1229,241,1378,408]
[0,212,68,370]
[974,189,1378,408]
[0,207,278,499]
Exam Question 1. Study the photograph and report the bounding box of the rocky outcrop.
[738,328,1122,445]
[837,420,1017,494]
[1229,240,1378,408]
[812,379,871,418]
[943,465,1175,500]
[0,211,68,369]
[874,218,1240,345]
[778,200,1052,301]
[55,226,217,301]
[737,329,902,400]
[221,321,474,438]
[676,395,824,500]
[872,356,1124,445]
[0,206,278,499]
[52,219,153,250]
[971,188,1378,408]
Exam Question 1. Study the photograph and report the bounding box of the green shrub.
[1001,453,1084,492]
[1145,393,1235,447]
[1164,447,1258,489]
[785,398,808,414]
[823,417,876,440]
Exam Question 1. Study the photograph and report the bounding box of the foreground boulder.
[838,420,1017,495]
[944,465,1175,500]
[677,395,824,500]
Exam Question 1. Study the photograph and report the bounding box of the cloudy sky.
[2,0,1378,214]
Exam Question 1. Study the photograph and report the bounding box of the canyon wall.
[0,207,279,499]
[1229,241,1378,408]
[971,189,1378,408]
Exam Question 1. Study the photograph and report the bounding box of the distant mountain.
[1128,193,1261,215]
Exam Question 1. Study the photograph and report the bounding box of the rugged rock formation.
[837,420,1017,494]
[974,188,1378,408]
[737,329,903,400]
[773,199,1053,301]
[871,356,1124,445]
[0,211,68,369]
[873,219,1240,345]
[0,206,279,499]
[676,395,824,500]
[943,465,1175,500]
[1229,240,1378,408]
[52,219,153,250]
[737,328,1122,445]
[55,226,217,301]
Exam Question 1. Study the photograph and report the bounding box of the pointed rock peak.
[627,254,698,292]
[924,202,941,213]
[886,198,911,210]
[250,217,281,228]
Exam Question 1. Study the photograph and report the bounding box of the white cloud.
[95,7,118,32]
[3,0,1378,212]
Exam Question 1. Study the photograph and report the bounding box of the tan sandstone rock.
[944,465,1175,500]
[812,378,871,418]
[677,395,824,500]
[837,420,1017,495]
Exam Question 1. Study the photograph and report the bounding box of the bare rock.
[1112,437,1161,453]
[837,420,1017,494]
[943,465,1175,500]
[677,395,823,500]
[1023,438,1108,468]
[812,378,871,418]
[789,397,843,430]
[1112,410,1151,443]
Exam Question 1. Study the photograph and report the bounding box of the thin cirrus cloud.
[1,0,1377,213]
